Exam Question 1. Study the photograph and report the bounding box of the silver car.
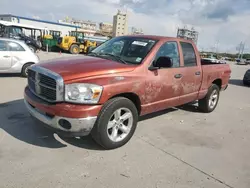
[0,38,39,77]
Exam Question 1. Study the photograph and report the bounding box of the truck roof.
[124,34,195,43]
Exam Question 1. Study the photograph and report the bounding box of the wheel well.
[212,79,222,89]
[22,62,34,70]
[70,43,79,47]
[111,93,141,115]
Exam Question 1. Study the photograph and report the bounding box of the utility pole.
[215,40,219,53]
[237,42,243,59]
[240,42,245,60]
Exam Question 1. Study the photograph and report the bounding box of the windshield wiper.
[87,52,99,57]
[87,52,128,64]
[99,53,128,64]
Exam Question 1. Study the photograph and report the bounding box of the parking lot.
[0,52,249,188]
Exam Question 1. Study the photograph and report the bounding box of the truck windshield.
[90,36,158,64]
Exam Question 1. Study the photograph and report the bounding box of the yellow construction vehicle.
[57,31,106,54]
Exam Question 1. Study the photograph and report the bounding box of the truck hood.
[37,56,136,81]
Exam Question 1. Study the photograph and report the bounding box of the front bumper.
[24,99,97,136]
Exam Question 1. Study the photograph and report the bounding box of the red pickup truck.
[24,35,231,149]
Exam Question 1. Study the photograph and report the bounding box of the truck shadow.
[0,73,22,77]
[176,103,202,113]
[139,108,178,121]
[229,79,249,87]
[0,99,102,150]
[1,99,200,150]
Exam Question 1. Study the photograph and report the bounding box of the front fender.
[64,73,146,105]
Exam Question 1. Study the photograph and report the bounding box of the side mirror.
[149,56,173,70]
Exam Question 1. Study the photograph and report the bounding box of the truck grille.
[27,66,64,102]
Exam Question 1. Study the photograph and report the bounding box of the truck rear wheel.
[198,84,220,113]
[91,97,138,149]
[70,44,80,54]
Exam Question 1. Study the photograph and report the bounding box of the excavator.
[57,30,108,54]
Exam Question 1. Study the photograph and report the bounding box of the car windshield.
[89,36,158,64]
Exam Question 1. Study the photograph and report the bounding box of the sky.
[0,0,250,53]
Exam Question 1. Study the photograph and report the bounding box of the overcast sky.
[1,0,250,53]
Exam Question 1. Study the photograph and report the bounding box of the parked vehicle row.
[23,35,231,149]
[0,20,43,52]
[0,20,109,55]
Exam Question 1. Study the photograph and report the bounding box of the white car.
[0,38,39,77]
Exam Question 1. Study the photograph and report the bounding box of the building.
[58,17,98,36]
[0,14,80,36]
[112,10,128,37]
[98,22,113,37]
[177,26,199,44]
[131,27,144,35]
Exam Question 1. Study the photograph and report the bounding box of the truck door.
[0,40,12,70]
[178,41,202,104]
[144,41,183,113]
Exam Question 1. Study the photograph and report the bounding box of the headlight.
[65,83,103,104]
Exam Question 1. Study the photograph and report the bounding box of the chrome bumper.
[24,99,97,136]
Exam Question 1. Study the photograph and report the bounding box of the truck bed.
[200,62,231,92]
[201,58,226,65]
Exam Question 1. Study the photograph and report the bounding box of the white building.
[99,22,113,37]
[0,14,80,36]
[131,27,144,35]
[113,10,128,37]
[58,17,98,36]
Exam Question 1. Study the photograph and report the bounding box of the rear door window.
[180,42,197,67]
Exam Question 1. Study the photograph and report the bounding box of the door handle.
[195,71,201,75]
[174,74,182,79]
[3,55,10,58]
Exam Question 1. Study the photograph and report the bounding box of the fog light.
[58,119,72,130]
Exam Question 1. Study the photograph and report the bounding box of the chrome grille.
[39,74,56,88]
[27,66,64,102]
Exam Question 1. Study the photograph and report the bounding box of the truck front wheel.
[198,84,220,113]
[91,97,138,149]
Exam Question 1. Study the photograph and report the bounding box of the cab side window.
[8,42,25,52]
[154,41,180,68]
[180,42,197,67]
[0,40,8,51]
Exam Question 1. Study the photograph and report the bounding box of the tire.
[243,80,246,85]
[91,97,138,150]
[28,45,37,53]
[21,63,33,77]
[198,84,220,113]
[70,44,80,54]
